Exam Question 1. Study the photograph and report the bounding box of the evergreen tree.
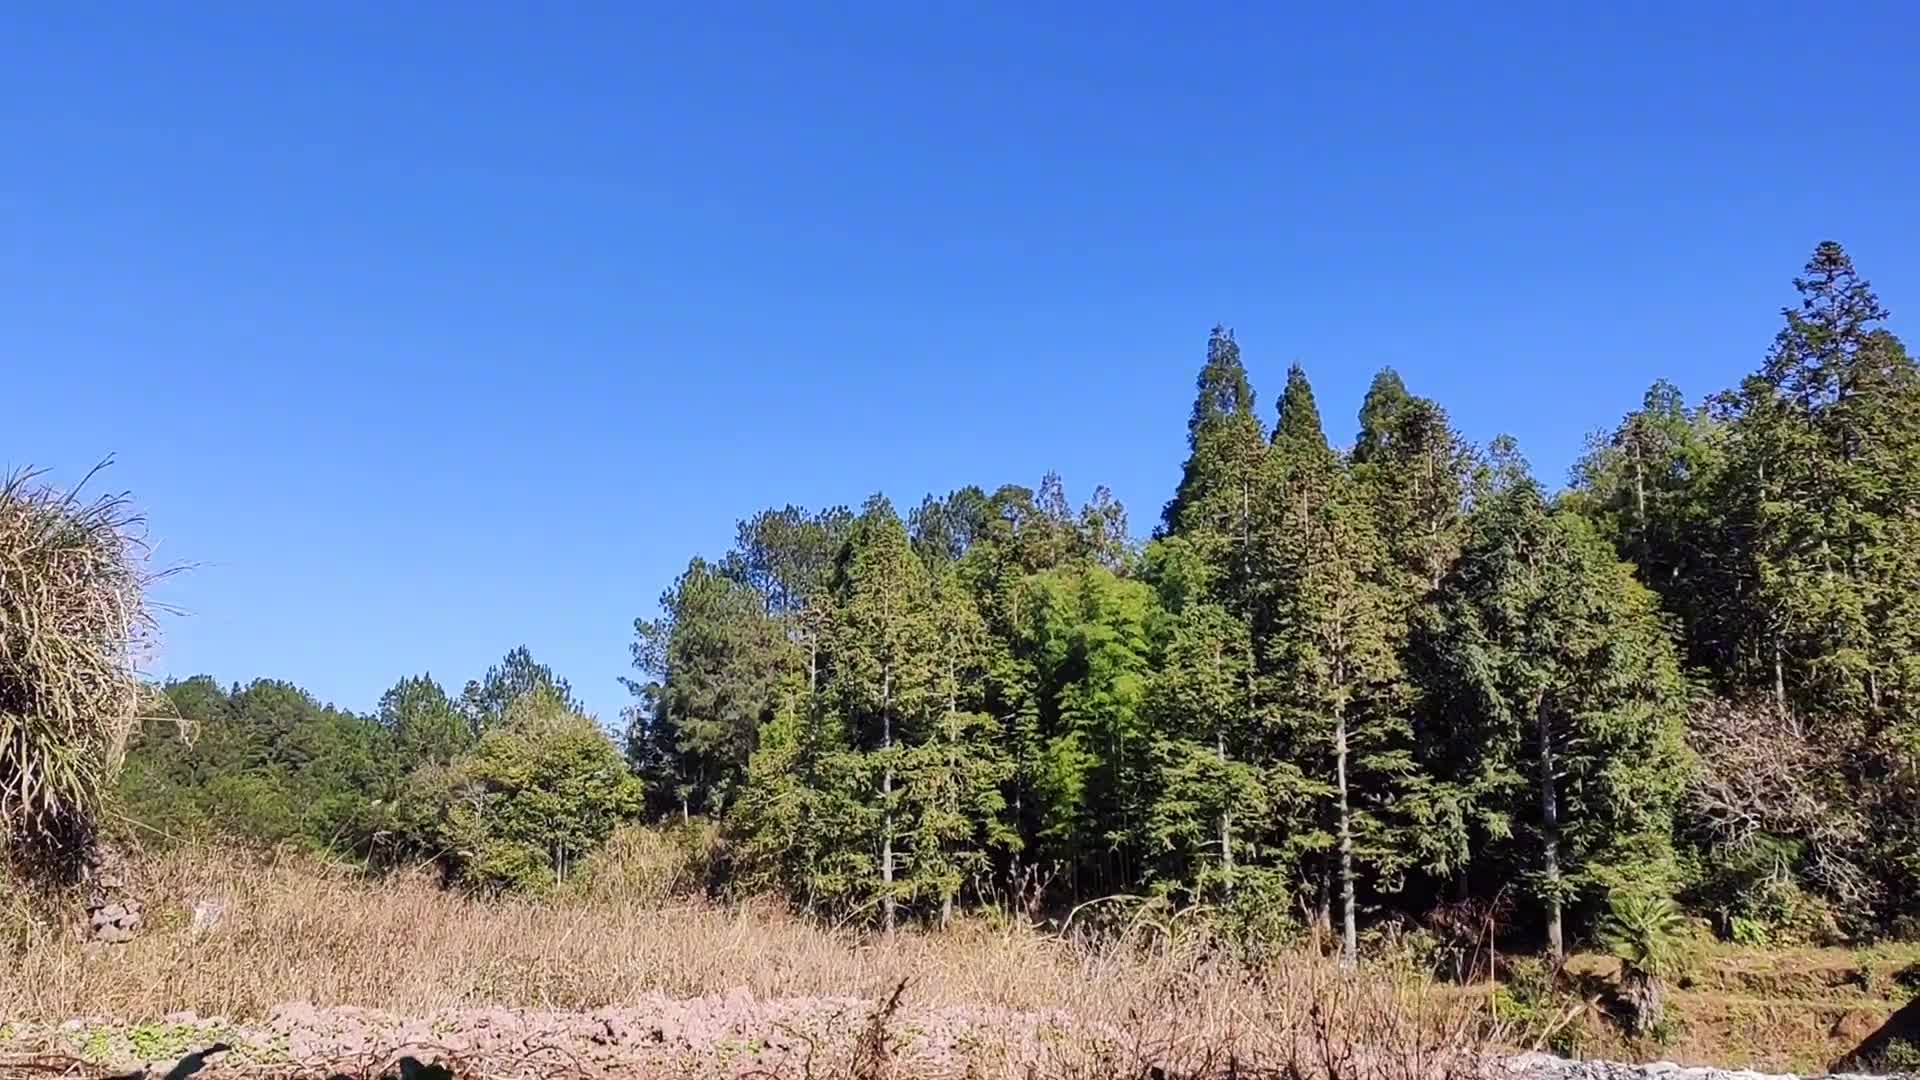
[1567,381,1733,676]
[1351,368,1474,599]
[1416,440,1691,961]
[625,558,792,817]
[1260,364,1407,963]
[829,496,940,931]
[901,563,1013,924]
[378,673,469,772]
[1151,326,1270,896]
[459,646,578,734]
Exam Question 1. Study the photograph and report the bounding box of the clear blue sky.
[6,4,1917,724]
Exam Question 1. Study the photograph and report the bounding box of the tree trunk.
[1217,729,1234,893]
[1621,971,1664,1037]
[1537,696,1564,965]
[1773,632,1789,722]
[882,664,896,935]
[1335,702,1357,968]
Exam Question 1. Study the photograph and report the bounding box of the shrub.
[1598,890,1692,1037]
[390,691,644,893]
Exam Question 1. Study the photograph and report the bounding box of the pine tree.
[1260,364,1406,964]
[1152,326,1270,895]
[1416,439,1690,962]
[378,673,469,772]
[459,646,578,735]
[1567,381,1732,677]
[1142,553,1267,900]
[1162,326,1265,538]
[1709,242,1920,726]
[902,563,1012,924]
[1351,368,1474,599]
[625,558,792,817]
[829,496,939,931]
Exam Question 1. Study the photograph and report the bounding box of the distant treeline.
[126,242,1920,960]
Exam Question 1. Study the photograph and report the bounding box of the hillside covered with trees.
[116,242,1920,964]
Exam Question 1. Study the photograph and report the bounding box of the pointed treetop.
[1272,363,1328,453]
[1186,325,1256,445]
[1162,326,1267,534]
[1764,241,1893,407]
[1354,368,1412,463]
[1794,242,1886,323]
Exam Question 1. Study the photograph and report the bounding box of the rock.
[1487,1054,1896,1080]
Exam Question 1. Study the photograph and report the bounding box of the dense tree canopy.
[110,242,1920,949]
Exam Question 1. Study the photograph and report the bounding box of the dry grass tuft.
[0,461,166,857]
[0,843,1492,1079]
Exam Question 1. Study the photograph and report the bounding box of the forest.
[109,241,1920,970]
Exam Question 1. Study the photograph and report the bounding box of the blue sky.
[6,4,1917,723]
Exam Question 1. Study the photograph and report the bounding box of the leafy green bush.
[1598,892,1692,980]
[1598,891,1693,1038]
[1205,869,1303,963]
[391,691,644,893]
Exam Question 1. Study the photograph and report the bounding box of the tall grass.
[0,840,1490,1079]
[0,462,163,861]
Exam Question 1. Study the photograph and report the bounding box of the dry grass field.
[0,839,1485,1080]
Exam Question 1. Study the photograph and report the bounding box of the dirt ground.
[0,990,1099,1080]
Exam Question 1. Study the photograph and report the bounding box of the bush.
[1598,892,1692,980]
[389,691,644,893]
[0,464,160,863]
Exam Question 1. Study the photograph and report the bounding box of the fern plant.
[1598,891,1692,1038]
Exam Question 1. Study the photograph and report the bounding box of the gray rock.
[1491,1052,1895,1080]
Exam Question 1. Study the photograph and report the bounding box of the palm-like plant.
[1597,891,1692,1037]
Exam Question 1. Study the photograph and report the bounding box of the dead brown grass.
[0,843,1491,1080]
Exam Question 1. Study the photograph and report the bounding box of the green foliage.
[1494,956,1585,1056]
[393,691,644,893]
[120,677,395,853]
[74,240,1920,952]
[459,646,578,734]
[380,674,469,772]
[1598,891,1693,980]
[626,558,792,816]
[1415,445,1691,956]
